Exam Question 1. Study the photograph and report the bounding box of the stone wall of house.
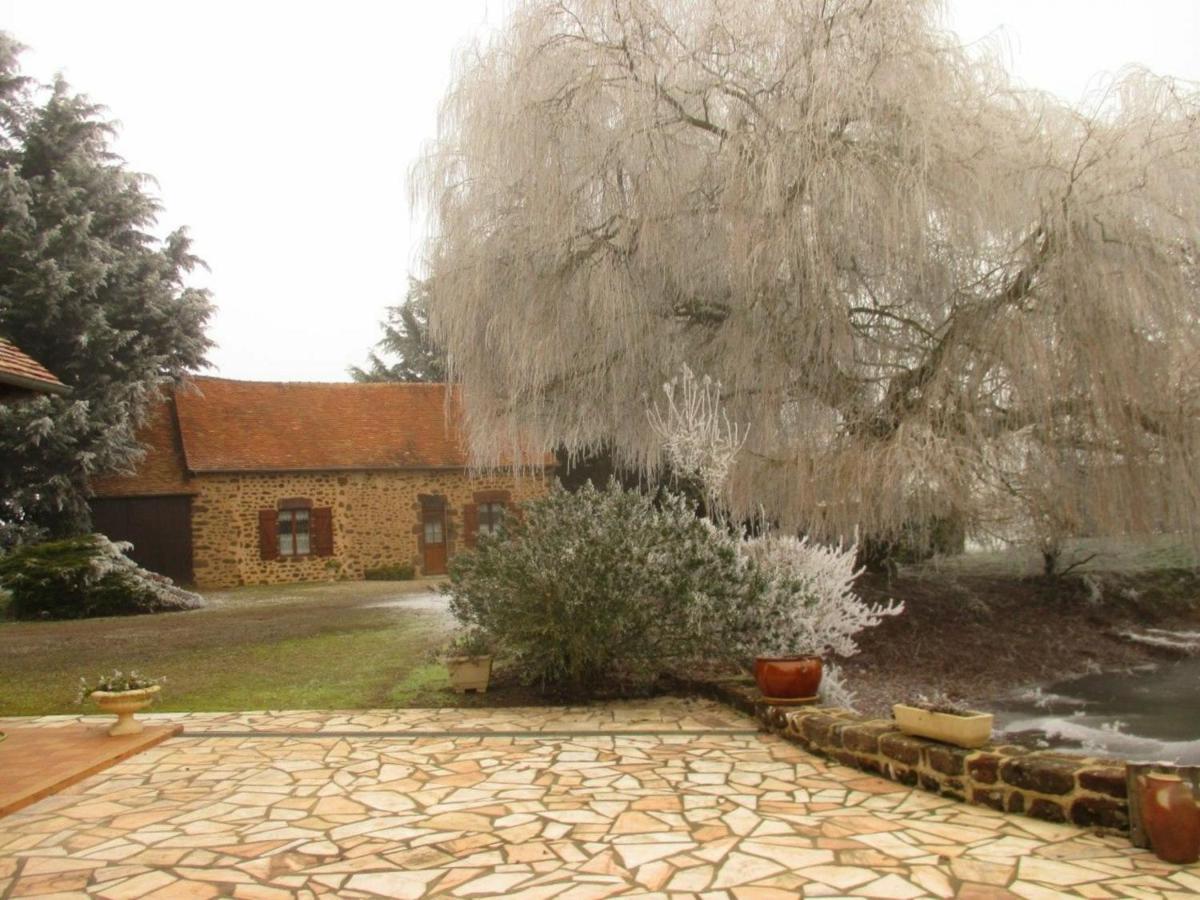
[190,469,550,588]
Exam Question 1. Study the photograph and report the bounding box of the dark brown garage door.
[90,496,194,585]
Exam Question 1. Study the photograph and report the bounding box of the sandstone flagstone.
[0,702,1194,898]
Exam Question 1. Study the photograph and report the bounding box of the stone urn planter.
[754,655,823,704]
[893,703,993,749]
[90,685,161,736]
[446,656,492,693]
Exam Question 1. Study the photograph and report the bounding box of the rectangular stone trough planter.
[893,704,994,749]
[446,655,492,693]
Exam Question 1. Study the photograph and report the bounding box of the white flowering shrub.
[737,534,904,659]
[648,366,902,679]
[817,662,858,710]
[0,533,204,619]
[446,481,755,695]
[648,364,747,505]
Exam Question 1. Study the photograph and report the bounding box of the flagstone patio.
[0,698,1196,899]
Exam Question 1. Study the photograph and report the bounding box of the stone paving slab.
[0,723,180,819]
[0,697,752,735]
[0,705,1196,898]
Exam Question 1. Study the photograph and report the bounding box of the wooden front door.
[90,495,194,585]
[421,500,448,575]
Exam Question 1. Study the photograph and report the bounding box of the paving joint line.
[177,728,763,739]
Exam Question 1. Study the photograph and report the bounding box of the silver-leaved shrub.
[446,481,754,695]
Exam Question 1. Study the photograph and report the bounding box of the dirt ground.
[844,566,1200,716]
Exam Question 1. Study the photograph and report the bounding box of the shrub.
[737,534,904,659]
[0,534,204,620]
[443,627,493,658]
[364,563,416,581]
[446,481,754,695]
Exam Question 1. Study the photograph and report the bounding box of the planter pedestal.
[90,686,161,736]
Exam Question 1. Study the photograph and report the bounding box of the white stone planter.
[90,685,161,736]
[446,656,492,693]
[893,703,993,749]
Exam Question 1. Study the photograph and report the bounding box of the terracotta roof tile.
[91,397,193,496]
[173,378,462,471]
[0,339,66,393]
[173,377,547,472]
[92,377,552,491]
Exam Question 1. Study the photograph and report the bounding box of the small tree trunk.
[1041,539,1061,578]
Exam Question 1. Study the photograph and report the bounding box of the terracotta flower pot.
[90,685,160,736]
[1138,773,1200,864]
[754,655,822,702]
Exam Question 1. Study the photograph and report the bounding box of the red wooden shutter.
[258,509,277,560]
[463,504,478,548]
[312,507,334,557]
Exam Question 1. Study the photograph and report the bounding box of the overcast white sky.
[2,1,1199,382]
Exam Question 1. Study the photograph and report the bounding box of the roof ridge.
[185,375,450,388]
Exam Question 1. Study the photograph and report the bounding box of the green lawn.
[0,580,457,715]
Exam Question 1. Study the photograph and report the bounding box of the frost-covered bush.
[737,534,904,659]
[446,481,754,695]
[0,534,204,620]
[817,662,858,710]
[647,365,747,503]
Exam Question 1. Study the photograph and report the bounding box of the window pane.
[294,509,310,555]
[424,519,443,544]
[479,502,505,536]
[277,511,293,556]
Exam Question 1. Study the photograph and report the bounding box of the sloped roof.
[0,339,67,394]
[90,396,194,496]
[174,377,520,472]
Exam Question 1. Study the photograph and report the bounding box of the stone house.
[90,377,552,588]
[0,338,68,403]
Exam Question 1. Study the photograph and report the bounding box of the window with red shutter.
[477,501,506,538]
[311,507,334,557]
[463,503,479,547]
[467,490,511,546]
[258,509,278,560]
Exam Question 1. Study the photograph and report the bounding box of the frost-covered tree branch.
[418,0,1200,549]
[647,364,747,507]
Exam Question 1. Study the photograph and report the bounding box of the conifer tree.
[351,276,446,383]
[0,35,213,544]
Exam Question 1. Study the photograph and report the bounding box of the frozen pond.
[995,652,1200,764]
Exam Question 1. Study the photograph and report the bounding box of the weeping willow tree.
[416,0,1200,557]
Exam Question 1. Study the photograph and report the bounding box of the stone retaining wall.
[694,679,1131,832]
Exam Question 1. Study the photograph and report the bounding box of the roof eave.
[188,463,557,475]
[0,372,70,395]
